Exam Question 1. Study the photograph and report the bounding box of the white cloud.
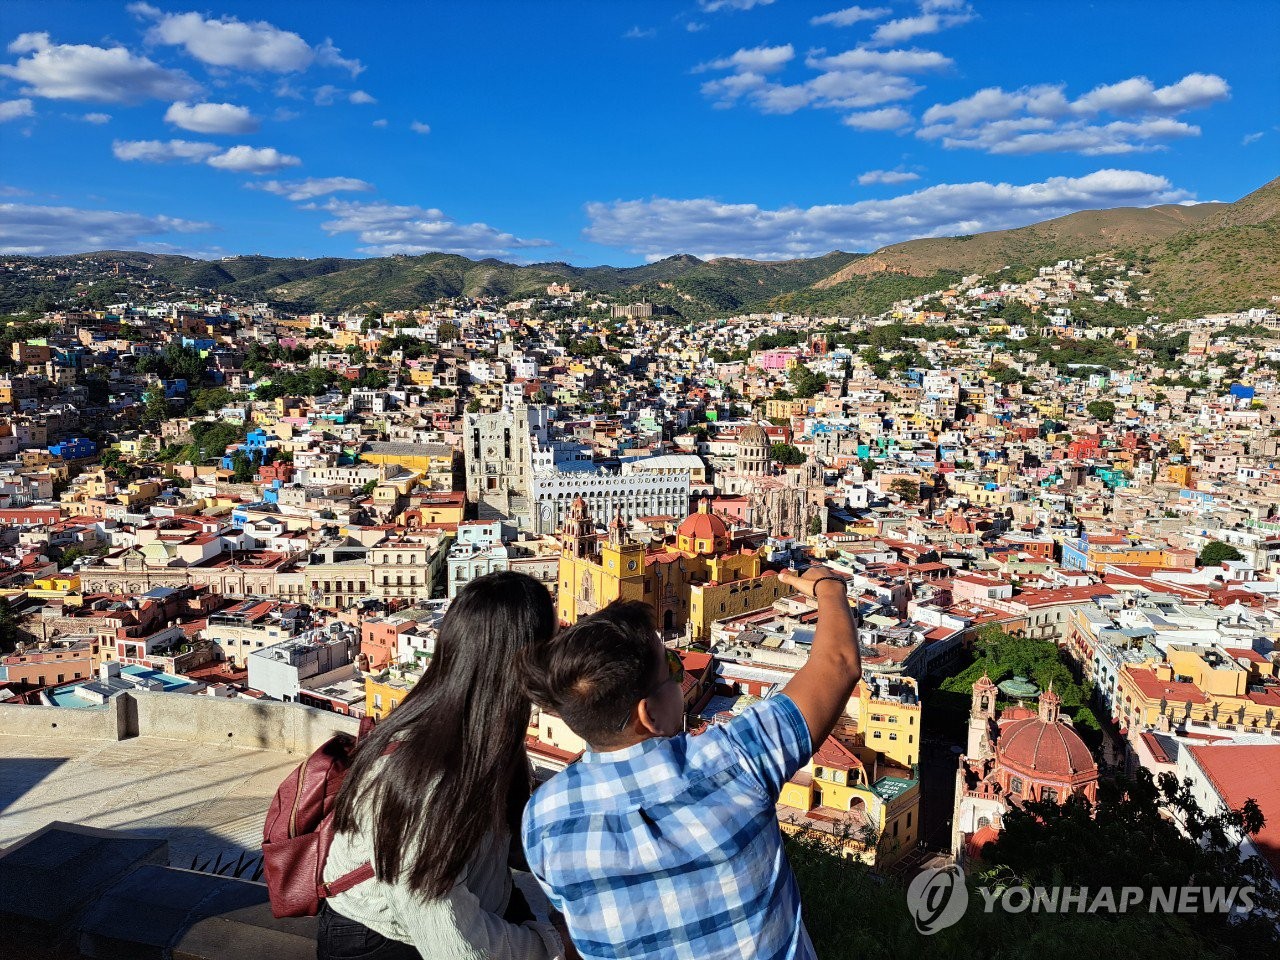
[82,112,111,124]
[164,100,258,134]
[706,67,923,114]
[134,6,363,76]
[349,89,376,105]
[0,201,211,255]
[698,41,947,119]
[206,145,301,173]
[372,118,388,128]
[698,0,774,11]
[843,106,912,130]
[410,120,431,134]
[1242,131,1264,146]
[920,73,1229,155]
[686,22,708,33]
[112,138,219,163]
[0,32,199,103]
[857,168,920,185]
[583,169,1191,260]
[696,44,795,74]
[309,198,552,258]
[810,6,892,27]
[806,47,952,72]
[314,84,342,106]
[0,98,34,122]
[1073,73,1230,115]
[314,38,364,77]
[250,176,374,201]
[869,0,974,46]
[624,26,657,40]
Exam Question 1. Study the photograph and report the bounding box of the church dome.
[997,716,1096,781]
[677,499,730,555]
[739,423,769,447]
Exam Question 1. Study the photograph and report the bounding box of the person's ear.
[636,696,663,736]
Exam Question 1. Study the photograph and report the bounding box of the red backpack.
[261,718,376,918]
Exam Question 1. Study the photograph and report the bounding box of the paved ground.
[0,733,298,869]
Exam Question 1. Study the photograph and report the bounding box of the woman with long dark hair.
[320,571,565,960]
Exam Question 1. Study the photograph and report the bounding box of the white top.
[324,771,563,960]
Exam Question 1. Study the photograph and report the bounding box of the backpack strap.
[320,861,375,900]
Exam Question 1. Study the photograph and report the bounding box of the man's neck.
[587,730,658,754]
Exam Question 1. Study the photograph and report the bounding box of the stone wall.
[0,690,358,755]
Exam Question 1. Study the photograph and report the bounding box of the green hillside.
[813,203,1223,285]
[4,176,1275,319]
[1139,176,1280,317]
[255,250,863,315]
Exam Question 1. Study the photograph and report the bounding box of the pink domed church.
[951,674,1099,866]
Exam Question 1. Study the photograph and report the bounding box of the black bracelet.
[810,575,847,596]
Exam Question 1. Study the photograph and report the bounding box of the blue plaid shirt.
[522,694,816,960]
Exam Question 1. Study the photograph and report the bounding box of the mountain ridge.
[6,176,1276,319]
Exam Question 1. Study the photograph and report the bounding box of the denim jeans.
[316,901,420,960]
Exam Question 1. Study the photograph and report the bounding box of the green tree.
[788,365,828,399]
[1198,541,1244,566]
[98,448,125,476]
[770,442,807,465]
[982,768,1278,952]
[141,388,172,427]
[230,450,257,483]
[888,477,920,503]
[1086,399,1116,422]
[0,597,20,653]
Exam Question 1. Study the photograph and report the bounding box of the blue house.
[48,437,97,460]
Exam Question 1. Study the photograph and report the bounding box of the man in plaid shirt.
[521,567,860,959]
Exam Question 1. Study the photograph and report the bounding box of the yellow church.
[556,497,785,641]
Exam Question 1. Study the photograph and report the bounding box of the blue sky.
[1,1,1276,265]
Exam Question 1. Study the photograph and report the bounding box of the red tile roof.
[1186,743,1280,877]
[1126,667,1209,705]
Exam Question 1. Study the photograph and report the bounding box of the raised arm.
[777,565,861,746]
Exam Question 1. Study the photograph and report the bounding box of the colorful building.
[556,498,785,641]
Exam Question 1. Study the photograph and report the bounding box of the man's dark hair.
[522,600,660,746]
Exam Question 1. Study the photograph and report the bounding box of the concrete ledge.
[0,696,126,741]
[0,692,359,755]
[129,691,359,755]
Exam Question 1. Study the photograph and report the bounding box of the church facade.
[952,675,1099,865]
[555,497,785,641]
[717,423,827,541]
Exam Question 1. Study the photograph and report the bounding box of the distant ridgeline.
[1,174,1276,319]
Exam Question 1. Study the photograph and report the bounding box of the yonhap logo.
[906,864,968,935]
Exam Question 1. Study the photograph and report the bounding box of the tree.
[230,450,257,483]
[1198,541,1244,566]
[888,477,920,503]
[465,399,482,414]
[141,388,171,427]
[1086,399,1116,422]
[99,448,126,477]
[770,442,807,465]
[788,365,828,399]
[982,768,1278,953]
[0,597,20,653]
